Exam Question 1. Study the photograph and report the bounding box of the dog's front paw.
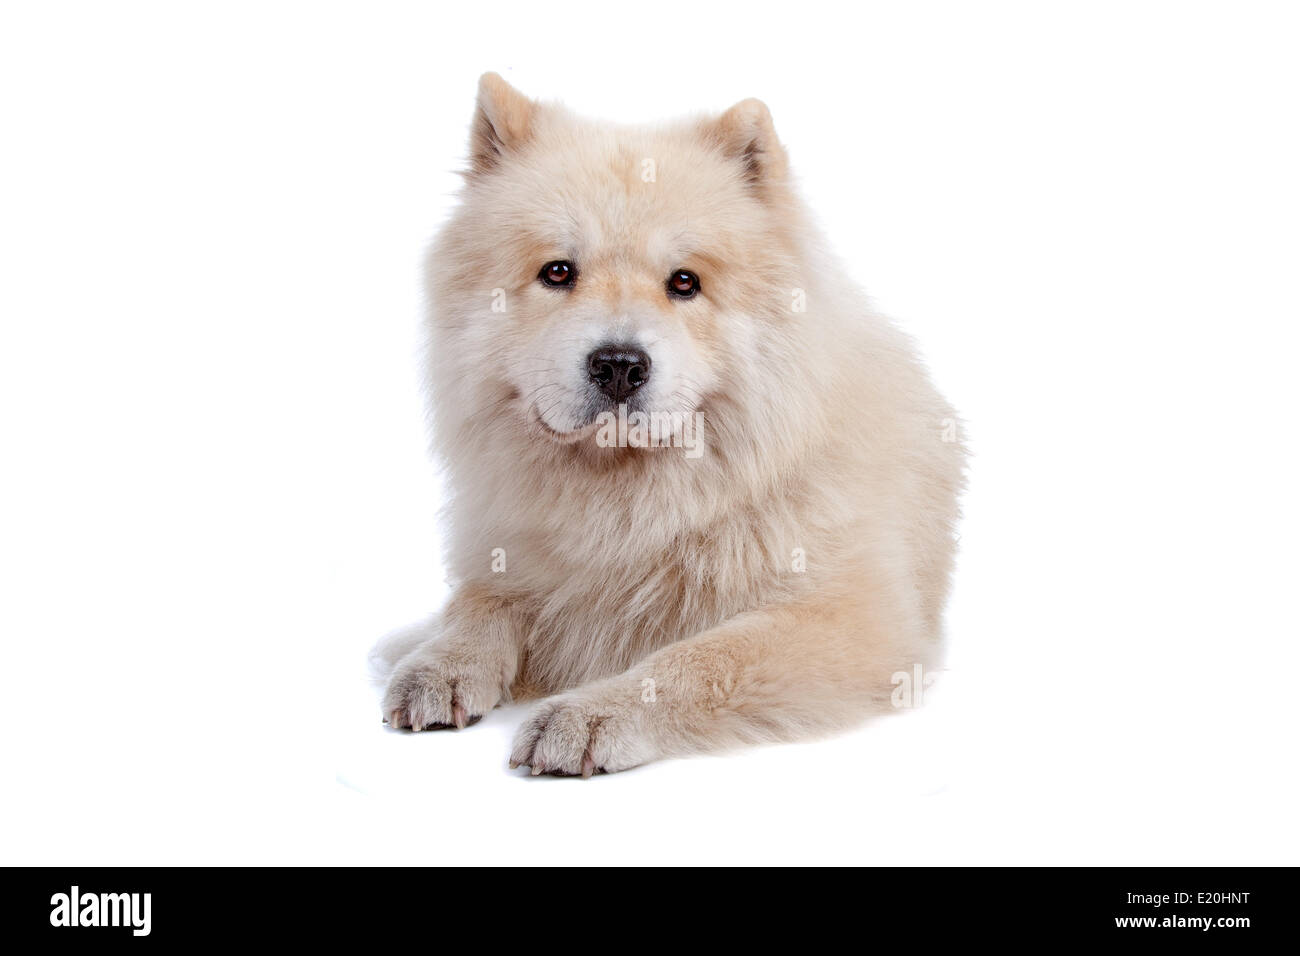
[509,685,657,777]
[383,645,508,731]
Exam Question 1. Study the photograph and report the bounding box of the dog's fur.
[377,74,965,775]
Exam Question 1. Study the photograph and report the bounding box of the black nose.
[587,345,651,403]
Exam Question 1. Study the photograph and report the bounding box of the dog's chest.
[505,508,799,689]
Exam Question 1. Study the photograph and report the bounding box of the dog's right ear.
[469,72,535,175]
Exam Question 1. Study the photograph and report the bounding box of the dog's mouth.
[529,382,659,443]
[530,404,603,444]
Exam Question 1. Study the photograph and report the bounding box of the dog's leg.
[510,583,930,775]
[383,586,525,730]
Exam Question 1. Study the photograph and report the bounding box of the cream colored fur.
[377,73,965,775]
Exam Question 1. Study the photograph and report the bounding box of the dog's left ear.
[703,98,788,188]
[469,72,535,175]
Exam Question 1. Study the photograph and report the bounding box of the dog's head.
[428,74,804,456]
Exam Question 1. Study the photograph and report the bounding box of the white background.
[2,1,1297,865]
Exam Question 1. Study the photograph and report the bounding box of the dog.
[377,73,965,776]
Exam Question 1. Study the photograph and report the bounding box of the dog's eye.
[539,260,576,287]
[667,269,700,298]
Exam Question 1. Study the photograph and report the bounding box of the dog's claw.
[508,760,520,770]
[581,754,596,778]
[531,764,544,776]
[453,703,468,729]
